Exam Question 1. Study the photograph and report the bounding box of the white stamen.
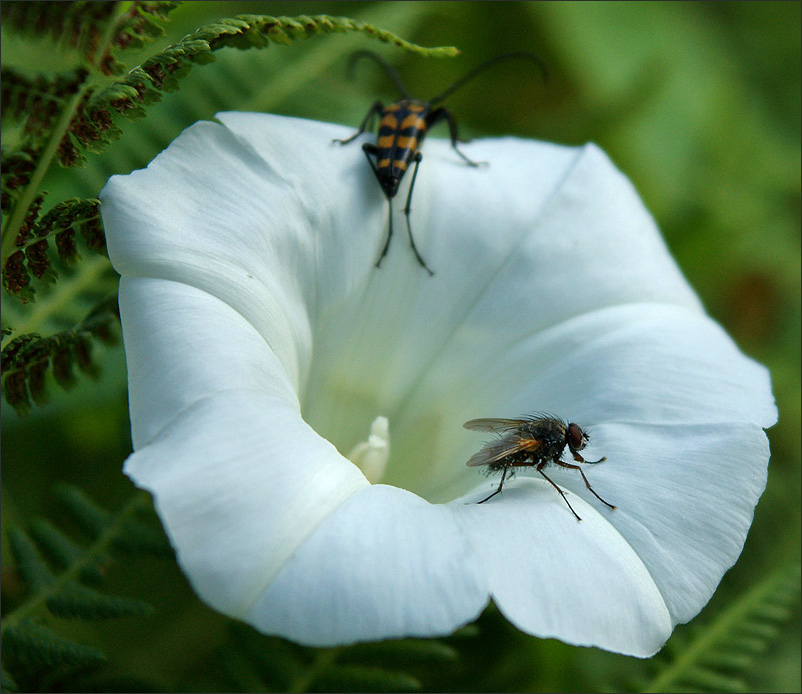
[347,416,390,484]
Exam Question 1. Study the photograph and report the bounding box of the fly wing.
[463,418,527,433]
[466,435,538,467]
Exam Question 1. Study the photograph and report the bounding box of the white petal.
[100,114,380,393]
[411,303,775,500]
[118,277,298,447]
[125,389,367,618]
[451,480,672,657]
[118,277,367,616]
[247,484,488,646]
[563,420,771,626]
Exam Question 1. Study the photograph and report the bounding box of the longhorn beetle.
[333,51,546,275]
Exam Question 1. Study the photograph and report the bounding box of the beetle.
[333,51,545,275]
[464,415,615,521]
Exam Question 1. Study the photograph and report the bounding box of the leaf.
[46,583,153,620]
[7,528,54,594]
[1,621,106,669]
[312,664,422,692]
[53,484,113,539]
[75,13,458,162]
[642,560,802,693]
[1,197,105,302]
[1,294,119,412]
[28,518,105,585]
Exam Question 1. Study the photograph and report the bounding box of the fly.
[464,415,615,521]
[334,51,545,275]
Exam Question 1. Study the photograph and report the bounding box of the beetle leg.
[333,101,384,145]
[554,458,616,510]
[428,107,487,167]
[402,152,434,275]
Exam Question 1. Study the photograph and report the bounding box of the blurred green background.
[2,2,799,691]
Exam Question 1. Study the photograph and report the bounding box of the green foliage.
[1,296,120,413]
[639,560,801,693]
[2,198,105,302]
[1,2,798,692]
[1,487,167,691]
[197,623,465,693]
[1,2,457,419]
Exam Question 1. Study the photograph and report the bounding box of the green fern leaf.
[7,528,54,594]
[0,147,37,215]
[80,13,457,159]
[0,67,88,149]
[1,295,119,412]
[28,519,105,585]
[312,664,422,692]
[642,560,802,693]
[46,582,153,620]
[113,516,174,557]
[54,484,113,539]
[1,197,105,302]
[1,621,106,669]
[0,1,117,52]
[339,638,459,667]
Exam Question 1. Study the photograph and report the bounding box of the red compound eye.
[567,423,586,450]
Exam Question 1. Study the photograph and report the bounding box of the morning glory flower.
[99,112,776,658]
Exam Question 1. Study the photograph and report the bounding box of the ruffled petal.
[118,277,367,616]
[247,484,488,646]
[451,480,672,657]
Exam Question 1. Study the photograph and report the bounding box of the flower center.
[347,416,390,484]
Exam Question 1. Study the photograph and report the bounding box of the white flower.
[99,112,776,658]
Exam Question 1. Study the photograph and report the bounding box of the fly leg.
[555,457,616,510]
[402,152,434,275]
[537,461,582,521]
[332,101,384,145]
[428,107,487,167]
[477,465,510,504]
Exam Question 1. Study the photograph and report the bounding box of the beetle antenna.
[428,51,547,106]
[346,50,411,99]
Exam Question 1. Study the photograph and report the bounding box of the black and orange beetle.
[334,51,545,275]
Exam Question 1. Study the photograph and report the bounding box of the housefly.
[464,415,615,521]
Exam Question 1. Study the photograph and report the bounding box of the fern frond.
[338,639,459,667]
[7,528,55,594]
[642,560,801,693]
[74,14,456,156]
[1,294,119,412]
[0,147,37,215]
[0,1,118,55]
[1,621,106,670]
[0,2,177,76]
[112,516,174,557]
[103,1,181,74]
[2,490,159,688]
[312,664,422,692]
[28,519,105,585]
[2,198,104,302]
[53,484,114,540]
[0,67,88,147]
[46,582,153,620]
